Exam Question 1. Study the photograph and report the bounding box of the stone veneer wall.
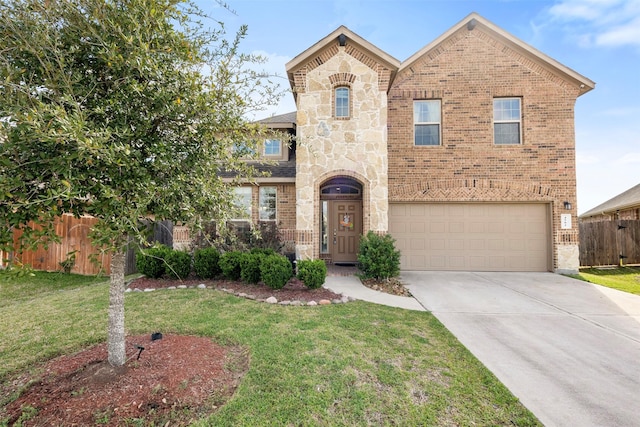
[387,25,582,273]
[294,43,390,260]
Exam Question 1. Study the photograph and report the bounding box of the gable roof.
[401,12,595,97]
[580,183,640,218]
[285,25,401,99]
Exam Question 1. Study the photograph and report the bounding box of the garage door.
[389,203,550,271]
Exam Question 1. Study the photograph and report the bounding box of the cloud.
[576,152,601,164]
[616,152,640,164]
[547,0,640,48]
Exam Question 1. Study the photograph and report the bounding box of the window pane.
[321,201,328,253]
[232,187,252,220]
[336,87,349,117]
[414,100,441,123]
[493,99,520,121]
[259,187,277,221]
[494,123,520,145]
[415,124,440,146]
[264,139,281,156]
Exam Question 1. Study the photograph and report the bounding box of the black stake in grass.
[135,345,145,360]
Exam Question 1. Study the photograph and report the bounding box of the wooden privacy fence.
[579,219,640,267]
[7,214,112,276]
[3,216,180,276]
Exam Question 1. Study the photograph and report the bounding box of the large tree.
[0,0,279,366]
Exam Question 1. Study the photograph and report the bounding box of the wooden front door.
[331,201,362,263]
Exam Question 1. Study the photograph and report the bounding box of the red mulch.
[128,275,345,303]
[1,276,346,426]
[1,275,409,426]
[2,334,248,426]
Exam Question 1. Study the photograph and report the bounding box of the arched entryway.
[319,177,363,264]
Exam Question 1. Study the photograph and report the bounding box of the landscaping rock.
[197,284,207,289]
[307,301,318,306]
[266,296,278,304]
[318,299,331,305]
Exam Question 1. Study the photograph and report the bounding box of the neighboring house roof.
[257,111,297,128]
[401,12,595,97]
[580,183,640,218]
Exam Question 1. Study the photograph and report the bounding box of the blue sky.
[199,0,640,214]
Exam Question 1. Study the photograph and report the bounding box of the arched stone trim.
[329,73,356,86]
[390,179,557,202]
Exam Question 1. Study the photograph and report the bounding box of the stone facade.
[289,32,399,260]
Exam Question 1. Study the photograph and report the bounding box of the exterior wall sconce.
[563,201,572,210]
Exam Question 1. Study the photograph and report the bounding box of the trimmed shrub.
[240,252,264,284]
[357,231,401,281]
[296,259,327,289]
[260,254,293,289]
[193,247,221,279]
[136,245,171,279]
[165,250,192,280]
[250,247,276,257]
[219,251,243,281]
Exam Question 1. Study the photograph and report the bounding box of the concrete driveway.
[402,271,640,427]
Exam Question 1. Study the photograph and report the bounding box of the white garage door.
[389,203,550,271]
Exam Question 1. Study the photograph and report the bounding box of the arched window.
[335,86,350,118]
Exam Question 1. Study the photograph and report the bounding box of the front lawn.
[575,266,640,295]
[0,272,540,426]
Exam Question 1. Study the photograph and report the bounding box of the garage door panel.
[390,203,550,272]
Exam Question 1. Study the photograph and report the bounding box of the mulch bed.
[2,334,248,426]
[1,274,410,426]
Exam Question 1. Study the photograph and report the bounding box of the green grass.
[575,266,640,295]
[0,270,108,305]
[0,272,541,426]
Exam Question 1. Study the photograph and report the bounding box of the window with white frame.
[264,139,281,156]
[232,187,252,221]
[414,100,441,146]
[335,86,350,118]
[493,98,522,145]
[259,186,277,221]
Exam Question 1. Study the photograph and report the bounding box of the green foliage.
[260,254,292,289]
[219,251,243,281]
[164,250,192,280]
[240,252,264,284]
[296,259,327,289]
[193,247,221,279]
[358,231,401,280]
[0,0,282,367]
[136,246,171,279]
[58,250,78,274]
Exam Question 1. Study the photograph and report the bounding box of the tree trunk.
[108,251,126,366]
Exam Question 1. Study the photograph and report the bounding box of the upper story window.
[264,139,281,156]
[259,186,277,221]
[232,142,256,157]
[335,86,350,118]
[494,98,522,145]
[232,187,252,221]
[414,100,441,146]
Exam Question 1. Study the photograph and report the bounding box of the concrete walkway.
[323,275,426,311]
